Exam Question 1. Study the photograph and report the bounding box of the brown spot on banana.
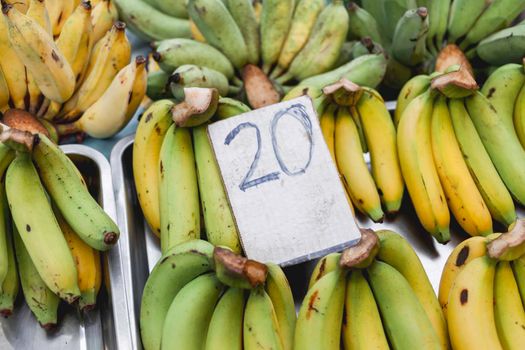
[460,289,468,305]
[455,246,470,267]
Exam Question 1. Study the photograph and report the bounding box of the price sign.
[208,96,361,266]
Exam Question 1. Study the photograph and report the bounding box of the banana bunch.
[0,0,144,140]
[0,110,116,327]
[140,240,295,350]
[296,228,448,350]
[146,0,387,110]
[394,62,525,243]
[313,79,403,223]
[439,221,525,349]
[133,91,252,253]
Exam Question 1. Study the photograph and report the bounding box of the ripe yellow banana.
[394,74,430,127]
[4,0,29,13]
[45,0,76,36]
[0,68,9,112]
[319,103,336,162]
[91,0,118,44]
[335,106,384,222]
[308,252,341,290]
[397,90,450,243]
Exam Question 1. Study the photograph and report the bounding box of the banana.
[476,22,525,65]
[32,134,120,250]
[343,270,389,350]
[6,153,80,303]
[367,260,442,349]
[215,96,251,120]
[140,239,214,350]
[0,172,13,289]
[346,2,382,44]
[460,0,525,50]
[144,0,188,19]
[308,252,341,290]
[319,103,336,162]
[447,0,488,43]
[188,0,248,70]
[169,64,229,101]
[13,223,60,328]
[447,256,502,350]
[380,0,417,43]
[481,63,525,135]
[426,0,450,53]
[432,97,493,236]
[335,107,384,222]
[494,261,525,349]
[394,74,430,126]
[153,38,234,78]
[225,0,260,65]
[0,67,9,111]
[0,15,27,109]
[91,0,118,44]
[279,0,349,82]
[513,256,525,306]
[4,0,28,13]
[4,4,76,103]
[45,0,75,36]
[146,70,171,100]
[159,125,200,253]
[466,92,525,205]
[60,21,131,121]
[161,273,224,350]
[205,287,245,350]
[392,7,429,67]
[244,287,284,350]
[113,0,191,40]
[397,90,450,243]
[273,0,324,77]
[294,269,346,350]
[375,230,449,349]
[265,263,295,350]
[75,56,146,139]
[259,0,295,73]
[0,223,18,317]
[193,123,241,253]
[514,79,525,149]
[449,98,516,228]
[357,90,404,214]
[438,236,487,313]
[133,100,174,237]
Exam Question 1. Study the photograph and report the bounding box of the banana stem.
[228,85,241,95]
[232,76,243,87]
[269,65,284,80]
[275,71,294,85]
[340,228,380,269]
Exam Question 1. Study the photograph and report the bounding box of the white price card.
[208,96,361,266]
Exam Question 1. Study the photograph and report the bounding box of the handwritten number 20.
[224,104,314,192]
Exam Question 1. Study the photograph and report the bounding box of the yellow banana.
[308,253,340,290]
[45,0,76,36]
[397,90,450,243]
[319,103,336,162]
[0,68,9,111]
[91,0,118,44]
[4,0,29,13]
[335,106,384,222]
[357,89,404,214]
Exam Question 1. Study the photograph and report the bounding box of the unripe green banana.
[142,0,188,19]
[392,7,429,67]
[332,41,357,68]
[205,287,245,350]
[6,153,80,304]
[346,2,382,44]
[169,64,229,101]
[32,135,120,251]
[13,224,60,329]
[477,23,525,65]
[188,0,248,69]
[153,38,234,78]
[426,0,450,53]
[0,223,17,317]
[260,0,295,73]
[146,70,171,100]
[381,0,418,43]
[350,37,383,59]
[225,0,260,65]
[113,0,191,40]
[159,125,200,253]
[215,97,251,120]
[0,147,14,290]
[447,0,488,43]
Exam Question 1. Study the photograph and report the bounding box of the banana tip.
[104,232,118,245]
[40,323,57,331]
[1,3,12,14]
[0,309,12,318]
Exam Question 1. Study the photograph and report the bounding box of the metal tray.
[110,102,508,348]
[0,145,133,350]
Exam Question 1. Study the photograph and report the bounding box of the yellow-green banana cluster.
[140,240,295,350]
[297,229,448,350]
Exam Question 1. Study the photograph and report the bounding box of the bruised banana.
[308,252,341,290]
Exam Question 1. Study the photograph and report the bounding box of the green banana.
[381,0,418,43]
[146,70,171,100]
[6,153,80,304]
[308,253,341,290]
[514,78,525,149]
[460,0,525,50]
[466,92,525,205]
[392,7,429,67]
[32,134,120,251]
[513,256,525,306]
[0,219,17,317]
[477,24,525,65]
[346,2,382,44]
[244,287,284,350]
[294,269,346,350]
[205,287,245,350]
[14,223,60,329]
[332,41,357,68]
[215,97,251,120]
[153,38,235,78]
[193,123,241,253]
[161,273,224,349]
[169,64,229,101]
[140,240,214,350]
[367,260,442,349]
[449,98,516,227]
[426,0,450,53]
[142,0,188,19]
[260,0,295,73]
[225,0,260,65]
[159,125,200,253]
[383,56,415,89]
[0,147,14,290]
[350,37,383,58]
[188,0,248,69]
[447,0,489,43]
[113,0,191,40]
[394,74,430,126]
